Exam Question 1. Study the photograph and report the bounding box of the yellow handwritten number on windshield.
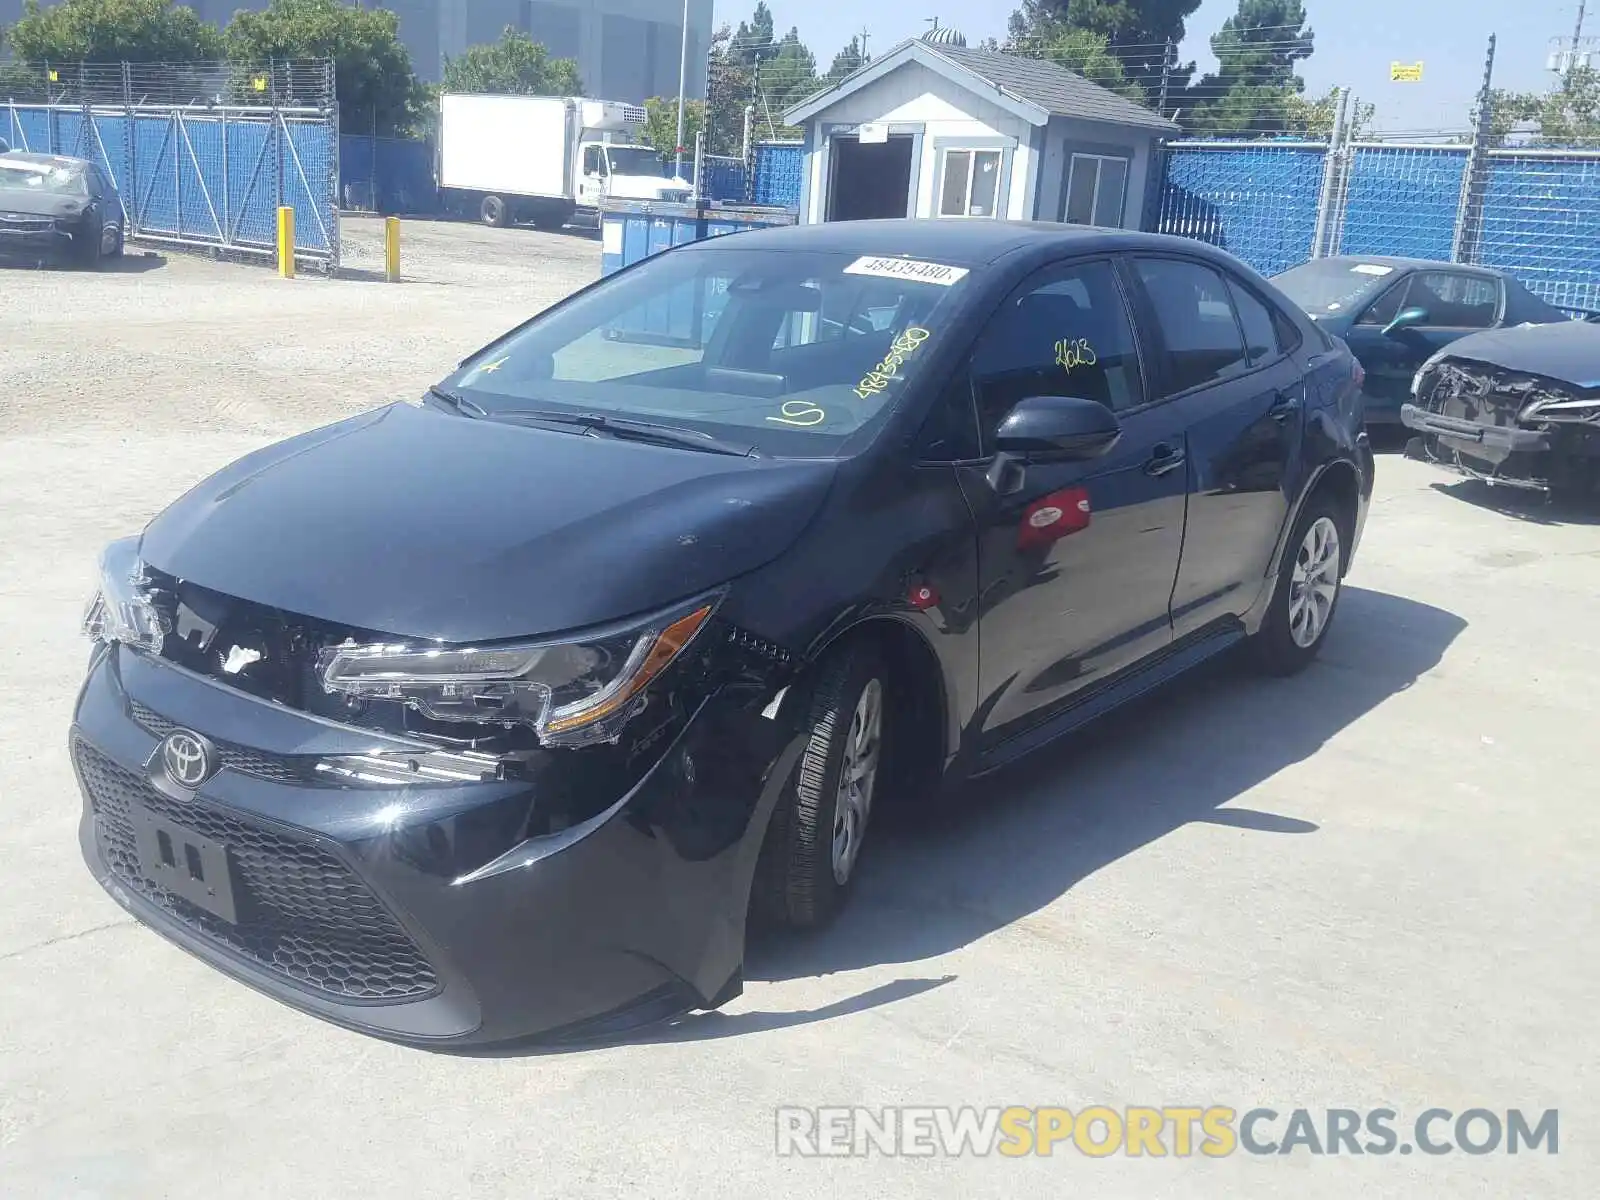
[1055,338,1097,373]
[854,326,932,399]
[767,400,827,427]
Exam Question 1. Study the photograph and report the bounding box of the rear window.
[1271,259,1399,317]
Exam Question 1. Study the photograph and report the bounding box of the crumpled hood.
[1434,321,1600,389]
[0,187,86,220]
[139,403,839,643]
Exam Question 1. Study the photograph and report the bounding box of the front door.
[825,135,913,221]
[1344,268,1502,420]
[1127,255,1307,636]
[954,257,1187,745]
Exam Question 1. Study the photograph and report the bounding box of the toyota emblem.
[160,730,216,789]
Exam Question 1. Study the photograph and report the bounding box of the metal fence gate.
[1152,131,1600,316]
[4,61,340,270]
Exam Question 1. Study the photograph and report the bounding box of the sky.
[731,0,1591,133]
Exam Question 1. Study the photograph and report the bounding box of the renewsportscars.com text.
[775,1106,1559,1158]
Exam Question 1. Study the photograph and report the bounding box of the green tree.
[1008,0,1201,100]
[225,0,422,136]
[4,0,223,64]
[727,1,776,67]
[441,27,582,97]
[1184,0,1314,135]
[758,28,817,129]
[1002,19,1146,103]
[642,95,705,155]
[1491,68,1600,146]
[1285,85,1374,139]
[704,24,753,155]
[824,35,866,84]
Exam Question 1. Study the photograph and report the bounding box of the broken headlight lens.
[81,536,170,654]
[316,594,719,746]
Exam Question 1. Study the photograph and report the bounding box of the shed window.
[939,148,1002,218]
[1064,153,1129,227]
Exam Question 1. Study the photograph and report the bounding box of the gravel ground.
[1,220,1595,1198]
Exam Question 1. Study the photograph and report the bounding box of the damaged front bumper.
[1402,359,1600,494]
[72,644,800,1049]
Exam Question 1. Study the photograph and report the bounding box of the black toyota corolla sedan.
[73,220,1373,1048]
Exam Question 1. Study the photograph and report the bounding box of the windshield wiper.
[488,409,758,457]
[426,385,486,418]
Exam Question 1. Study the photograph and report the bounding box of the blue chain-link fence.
[338,134,438,215]
[751,141,803,208]
[4,61,339,269]
[1152,142,1328,277]
[1153,138,1600,312]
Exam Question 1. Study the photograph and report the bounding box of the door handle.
[1269,392,1302,421]
[1144,445,1186,477]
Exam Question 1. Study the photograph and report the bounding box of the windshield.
[606,146,667,177]
[440,247,973,455]
[0,157,87,196]
[1271,259,1400,316]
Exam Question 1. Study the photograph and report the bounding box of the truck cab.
[576,141,692,210]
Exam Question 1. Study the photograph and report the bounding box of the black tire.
[480,195,511,228]
[74,216,103,270]
[1248,491,1348,676]
[753,641,888,930]
[107,220,125,259]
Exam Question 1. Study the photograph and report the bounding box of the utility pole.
[1571,0,1589,76]
[859,27,870,64]
[1157,38,1174,117]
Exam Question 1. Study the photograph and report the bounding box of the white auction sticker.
[1350,263,1394,276]
[844,256,970,286]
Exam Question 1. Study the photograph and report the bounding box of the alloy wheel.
[830,677,883,885]
[1289,516,1341,648]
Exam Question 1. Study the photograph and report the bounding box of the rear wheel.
[754,641,887,930]
[479,195,511,228]
[1248,494,1346,676]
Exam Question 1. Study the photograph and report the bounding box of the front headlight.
[81,536,170,653]
[317,594,719,747]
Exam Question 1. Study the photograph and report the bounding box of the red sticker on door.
[1017,486,1091,552]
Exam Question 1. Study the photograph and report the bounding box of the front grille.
[74,738,439,1002]
[130,700,317,785]
[0,215,53,233]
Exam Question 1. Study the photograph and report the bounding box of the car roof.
[687,219,1240,268]
[0,151,89,169]
[1307,254,1504,278]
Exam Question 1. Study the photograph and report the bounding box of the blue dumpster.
[598,199,798,347]
[599,198,798,277]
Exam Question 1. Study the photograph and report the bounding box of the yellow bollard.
[276,206,295,278]
[384,216,401,282]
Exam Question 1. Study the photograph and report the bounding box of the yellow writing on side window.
[853,326,932,400]
[767,400,827,427]
[1055,338,1098,373]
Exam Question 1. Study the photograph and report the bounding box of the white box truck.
[437,93,694,229]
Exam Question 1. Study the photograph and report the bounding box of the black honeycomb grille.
[129,701,317,785]
[74,738,439,1002]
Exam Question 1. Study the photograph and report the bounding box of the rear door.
[1127,255,1306,638]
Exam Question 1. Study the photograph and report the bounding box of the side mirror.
[1383,306,1429,337]
[994,395,1121,461]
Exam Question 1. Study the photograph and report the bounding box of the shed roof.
[785,40,1179,133]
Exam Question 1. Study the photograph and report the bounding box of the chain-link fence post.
[1310,88,1350,259]
[1452,34,1498,264]
[326,57,341,273]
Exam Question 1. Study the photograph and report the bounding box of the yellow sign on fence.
[1390,61,1424,82]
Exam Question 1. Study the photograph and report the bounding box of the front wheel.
[479,195,511,227]
[1248,495,1346,676]
[753,642,887,930]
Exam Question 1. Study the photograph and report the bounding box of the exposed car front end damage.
[1401,322,1600,498]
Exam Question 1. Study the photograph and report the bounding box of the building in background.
[0,0,712,103]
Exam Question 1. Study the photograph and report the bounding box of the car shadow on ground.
[743,584,1466,985]
[1429,478,1600,526]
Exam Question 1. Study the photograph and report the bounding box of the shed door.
[826,135,914,221]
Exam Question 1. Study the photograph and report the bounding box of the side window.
[915,376,983,461]
[1227,278,1283,365]
[1409,271,1499,328]
[582,145,603,176]
[1356,278,1408,326]
[1133,258,1249,394]
[970,259,1145,451]
[1063,154,1129,227]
